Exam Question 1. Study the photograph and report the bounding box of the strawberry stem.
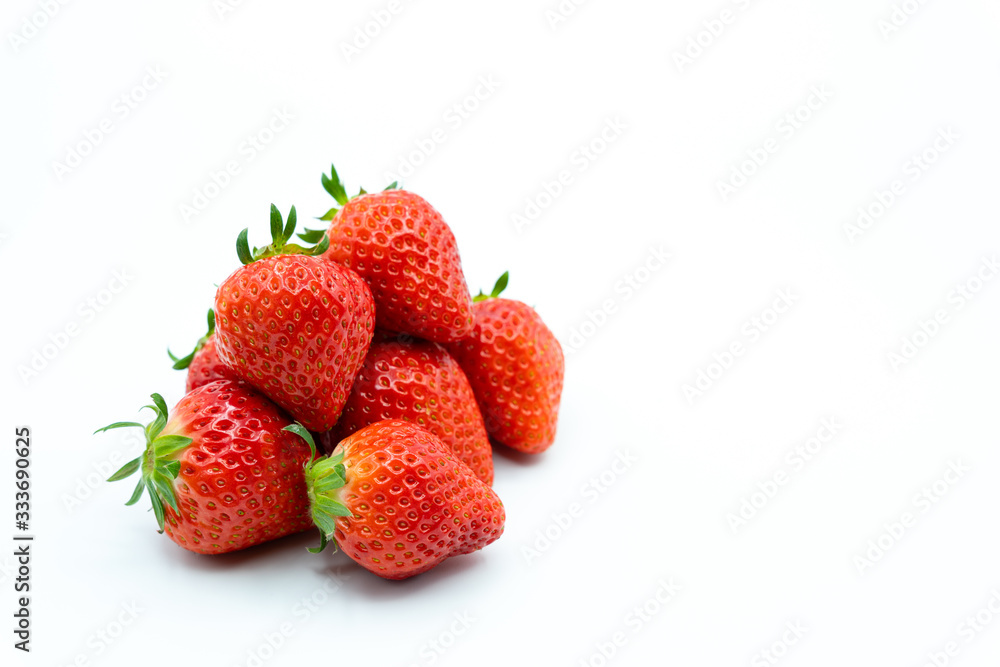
[285,424,352,553]
[315,162,400,223]
[236,204,329,266]
[322,164,350,206]
[167,309,215,370]
[95,393,193,532]
[473,271,509,302]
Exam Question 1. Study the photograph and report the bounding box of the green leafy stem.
[284,423,352,554]
[167,308,215,370]
[296,163,400,244]
[473,271,509,303]
[95,394,192,532]
[237,204,330,266]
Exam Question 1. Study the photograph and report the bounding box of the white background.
[3,1,1000,665]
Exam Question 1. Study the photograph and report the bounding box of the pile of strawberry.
[97,165,565,580]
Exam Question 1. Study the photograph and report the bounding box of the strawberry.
[302,420,505,580]
[97,380,315,554]
[446,273,565,454]
[303,165,474,343]
[214,205,376,432]
[327,334,494,485]
[169,309,240,392]
[186,335,230,392]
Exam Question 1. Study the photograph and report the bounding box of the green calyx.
[283,424,352,554]
[167,308,215,370]
[236,204,330,266]
[473,271,509,303]
[95,394,193,533]
[311,162,399,226]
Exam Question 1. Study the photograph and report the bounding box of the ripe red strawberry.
[446,273,565,454]
[327,334,494,485]
[97,380,315,554]
[213,205,376,432]
[169,309,240,392]
[303,420,505,580]
[186,335,231,392]
[306,165,474,343]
